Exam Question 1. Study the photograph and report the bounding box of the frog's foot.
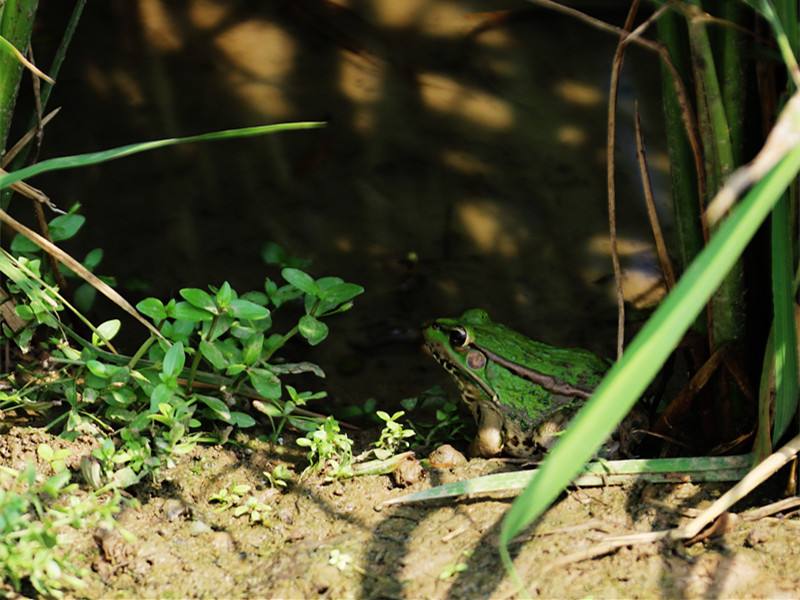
[470,407,504,457]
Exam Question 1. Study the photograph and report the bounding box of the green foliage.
[263,464,294,489]
[296,417,354,478]
[0,464,124,597]
[2,265,363,482]
[372,411,415,460]
[209,483,272,523]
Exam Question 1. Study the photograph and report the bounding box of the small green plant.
[296,416,354,478]
[0,464,124,597]
[36,444,71,473]
[208,483,252,512]
[263,464,293,489]
[233,496,272,523]
[208,483,271,523]
[438,550,472,580]
[372,411,415,460]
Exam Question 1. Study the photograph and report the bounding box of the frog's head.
[423,309,494,376]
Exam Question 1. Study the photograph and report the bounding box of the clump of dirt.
[2,427,800,598]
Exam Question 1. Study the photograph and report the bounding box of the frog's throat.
[476,345,594,399]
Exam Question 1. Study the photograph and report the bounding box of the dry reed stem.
[634,101,676,290]
[606,1,640,359]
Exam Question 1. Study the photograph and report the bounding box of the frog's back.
[472,321,609,390]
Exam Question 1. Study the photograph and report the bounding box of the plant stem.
[657,8,705,284]
[187,316,218,390]
[687,1,744,354]
[128,335,156,370]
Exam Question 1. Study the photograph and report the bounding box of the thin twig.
[741,496,800,521]
[634,101,676,290]
[2,108,60,167]
[606,1,640,359]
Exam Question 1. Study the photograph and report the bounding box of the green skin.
[423,309,611,458]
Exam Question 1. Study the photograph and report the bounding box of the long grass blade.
[0,122,325,190]
[383,455,752,506]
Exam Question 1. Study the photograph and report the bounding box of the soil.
[4,1,799,598]
[3,426,800,599]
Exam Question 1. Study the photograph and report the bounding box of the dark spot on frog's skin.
[523,438,535,449]
[508,435,520,448]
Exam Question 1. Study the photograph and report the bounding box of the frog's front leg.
[470,405,504,457]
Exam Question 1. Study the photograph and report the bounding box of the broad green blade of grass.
[498,141,800,573]
[384,455,752,506]
[0,121,325,191]
[770,196,797,443]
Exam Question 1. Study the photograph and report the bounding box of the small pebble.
[428,444,467,468]
[189,520,212,536]
[163,499,187,521]
[209,531,235,553]
[392,456,425,487]
[745,526,769,547]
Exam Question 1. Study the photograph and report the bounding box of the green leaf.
[10,233,38,253]
[298,315,329,346]
[216,281,234,307]
[262,242,288,265]
[137,297,167,322]
[243,333,264,366]
[49,214,86,241]
[229,299,270,321]
[41,470,71,497]
[249,368,281,399]
[83,248,104,270]
[15,304,33,320]
[319,282,364,306]
[37,444,54,461]
[231,411,256,428]
[180,288,217,314]
[196,394,231,422]
[86,360,114,379]
[199,340,227,370]
[240,291,268,306]
[92,319,121,346]
[173,301,214,322]
[282,268,319,296]
[108,388,137,408]
[163,342,185,379]
[74,283,97,313]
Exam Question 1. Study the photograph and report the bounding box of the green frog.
[424,308,641,458]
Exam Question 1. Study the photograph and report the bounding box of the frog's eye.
[448,327,468,347]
